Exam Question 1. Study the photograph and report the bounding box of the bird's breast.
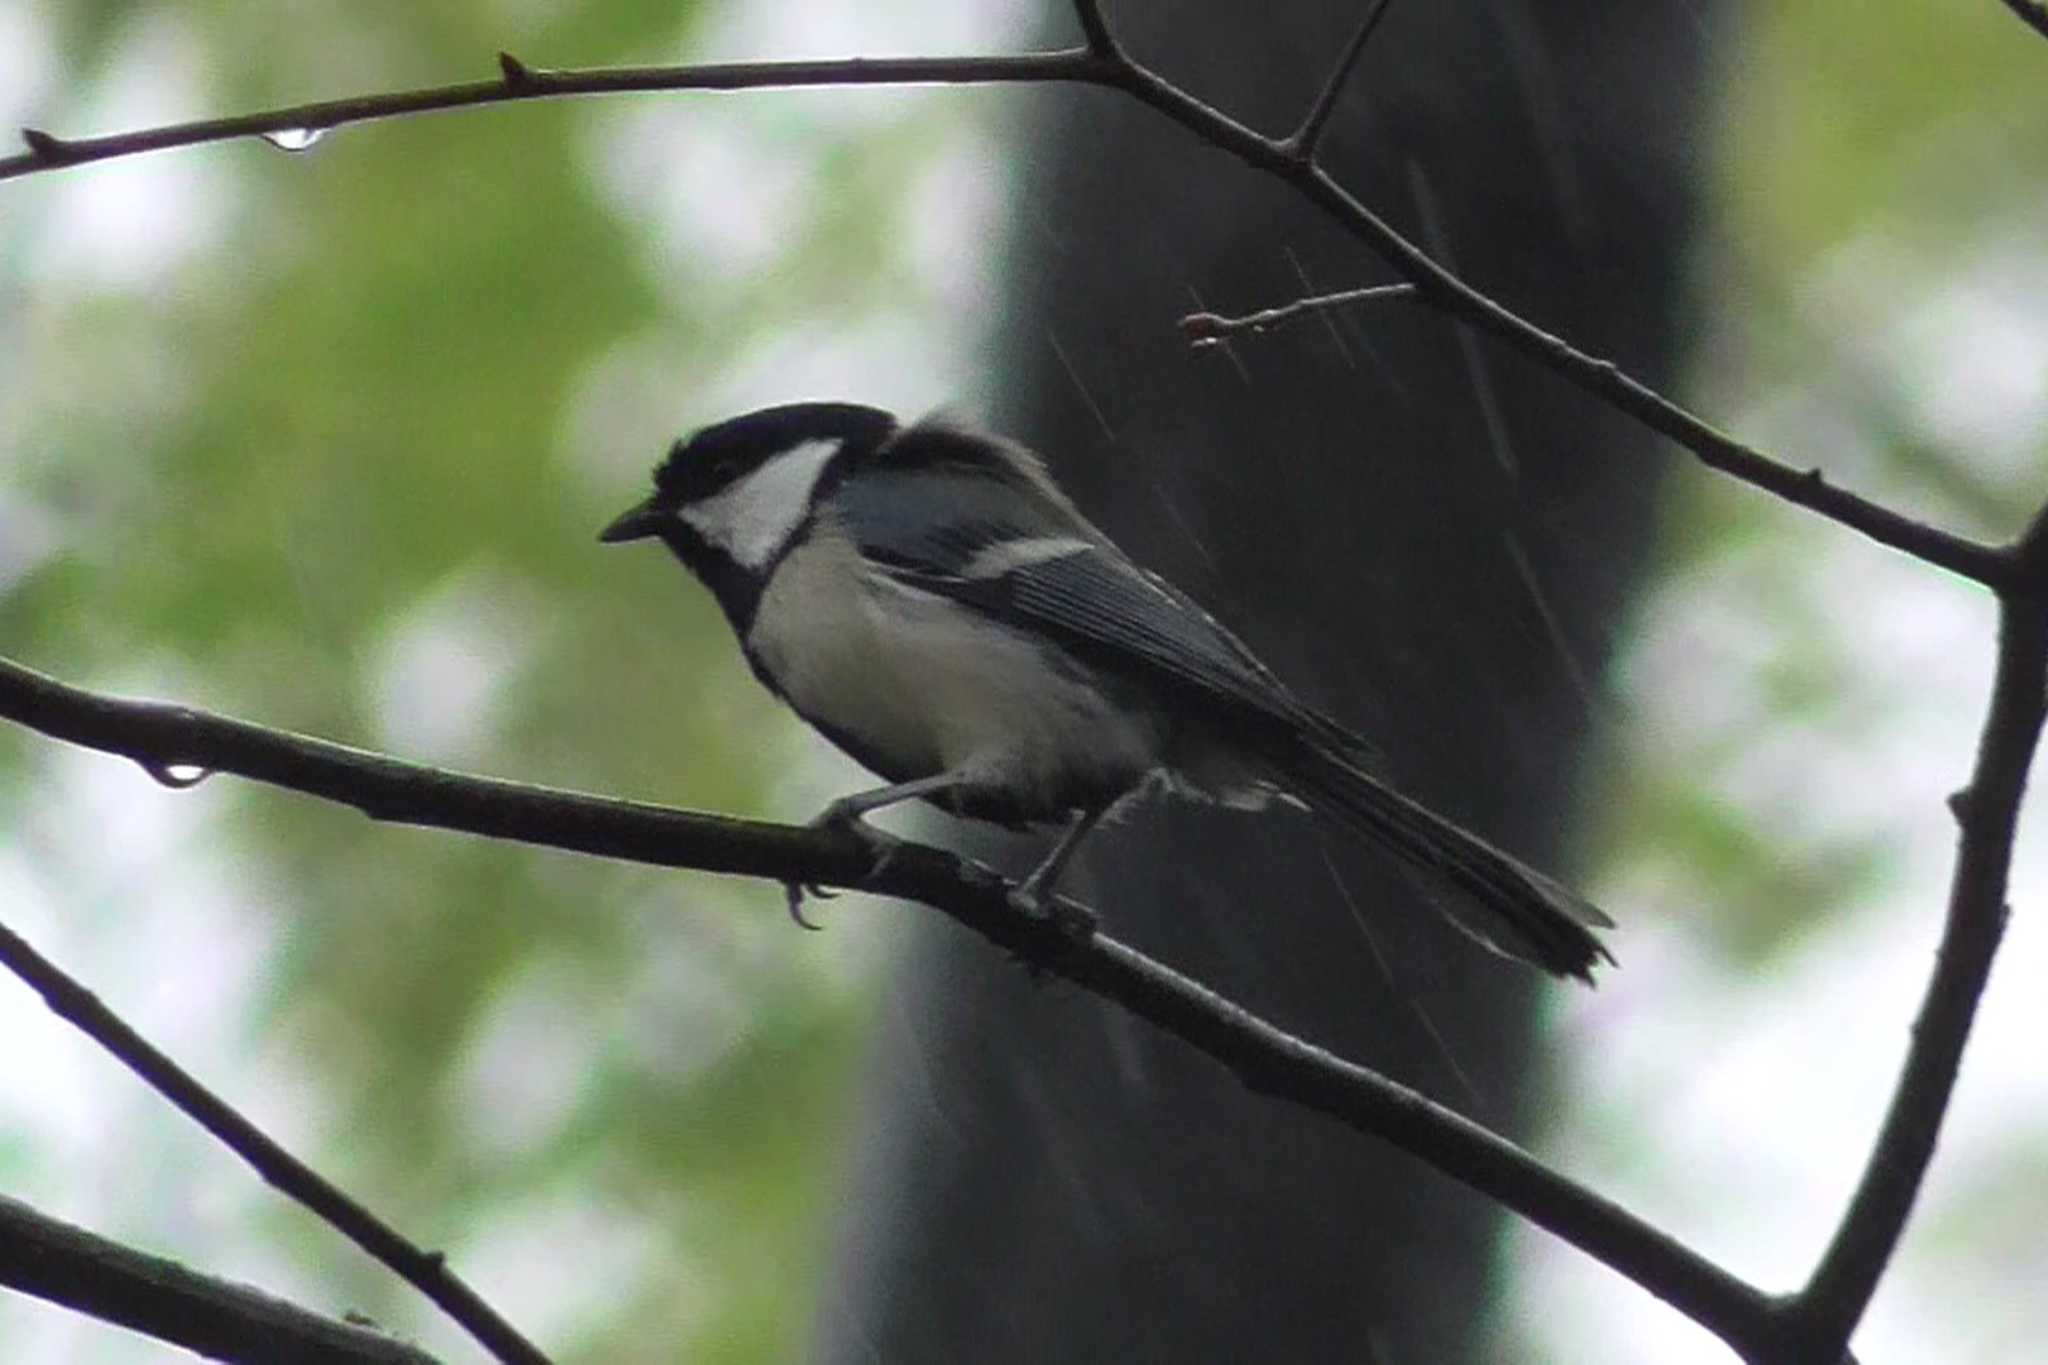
[744,524,1163,815]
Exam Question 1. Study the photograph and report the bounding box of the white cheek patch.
[680,438,842,568]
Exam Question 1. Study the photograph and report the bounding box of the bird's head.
[601,402,897,572]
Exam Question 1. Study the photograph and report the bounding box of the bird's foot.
[783,880,836,931]
[783,805,899,930]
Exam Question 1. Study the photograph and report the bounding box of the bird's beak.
[600,498,666,544]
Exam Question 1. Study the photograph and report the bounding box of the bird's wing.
[829,451,1366,760]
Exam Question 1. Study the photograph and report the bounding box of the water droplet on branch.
[261,127,327,153]
[140,760,214,789]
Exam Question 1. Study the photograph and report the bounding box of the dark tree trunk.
[818,3,1710,1360]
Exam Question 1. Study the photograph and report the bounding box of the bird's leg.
[785,774,970,929]
[813,773,967,827]
[1007,806,1106,933]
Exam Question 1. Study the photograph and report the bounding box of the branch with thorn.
[3,1,2045,1359]
[0,652,1776,1352]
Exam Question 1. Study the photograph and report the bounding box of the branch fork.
[3,3,2044,1361]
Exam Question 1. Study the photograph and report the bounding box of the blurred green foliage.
[1600,0,2048,964]
[1724,0,2048,265]
[0,1,976,1359]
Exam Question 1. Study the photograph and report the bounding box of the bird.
[600,402,1613,981]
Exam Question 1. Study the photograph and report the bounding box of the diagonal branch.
[0,1193,441,1365]
[1783,594,2048,1357]
[1283,0,1399,160]
[0,651,1776,1351]
[0,919,549,1365]
[1999,0,2048,41]
[0,45,2012,588]
[1100,69,2017,589]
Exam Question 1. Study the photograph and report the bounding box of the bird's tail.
[1279,738,1613,982]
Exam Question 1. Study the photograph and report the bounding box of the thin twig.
[0,50,1113,182]
[1283,0,1399,159]
[1100,65,2017,589]
[0,919,551,1365]
[0,652,1773,1348]
[1179,282,1416,345]
[0,1193,441,1365]
[1999,0,2048,41]
[0,47,2010,589]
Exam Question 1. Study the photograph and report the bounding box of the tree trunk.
[817,3,1710,1359]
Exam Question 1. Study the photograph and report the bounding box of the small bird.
[602,402,1612,980]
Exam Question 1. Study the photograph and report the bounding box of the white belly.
[746,526,1163,811]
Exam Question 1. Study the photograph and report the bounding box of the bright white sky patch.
[1517,182,2048,1362]
[1897,240,2048,481]
[590,99,820,298]
[0,1,56,132]
[369,566,539,764]
[904,133,1012,323]
[456,1181,680,1351]
[448,959,604,1163]
[704,313,963,420]
[694,0,1041,65]
[27,11,230,290]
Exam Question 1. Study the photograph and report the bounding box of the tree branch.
[1098,70,2017,589]
[1070,0,1120,57]
[0,652,1775,1350]
[0,50,1113,181]
[0,920,548,1365]
[0,1193,441,1365]
[1999,0,2048,41]
[0,43,2010,588]
[1282,0,1399,160]
[4,22,2035,1359]
[1780,593,2048,1358]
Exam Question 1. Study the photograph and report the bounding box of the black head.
[660,402,897,508]
[600,402,898,546]
[600,402,899,628]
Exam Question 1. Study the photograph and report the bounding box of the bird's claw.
[784,880,836,930]
[784,808,898,931]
